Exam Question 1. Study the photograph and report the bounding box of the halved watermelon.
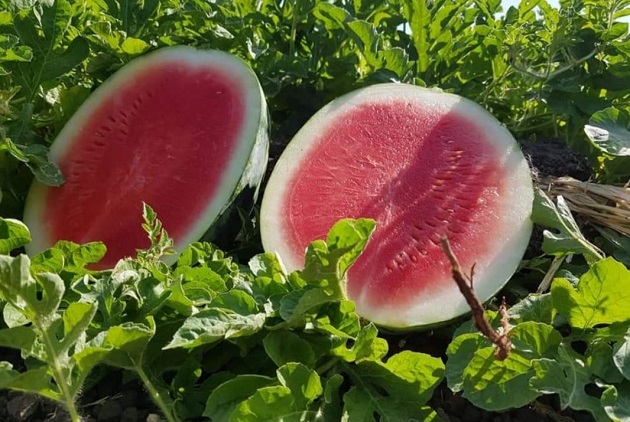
[260,83,533,329]
[24,46,268,269]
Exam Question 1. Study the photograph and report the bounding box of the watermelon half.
[24,46,268,269]
[260,83,533,329]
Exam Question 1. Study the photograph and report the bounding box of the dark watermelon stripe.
[46,61,246,268]
[283,101,504,309]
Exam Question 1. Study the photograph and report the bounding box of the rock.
[121,406,139,422]
[146,413,163,422]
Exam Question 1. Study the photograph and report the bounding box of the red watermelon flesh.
[24,47,268,269]
[261,84,533,328]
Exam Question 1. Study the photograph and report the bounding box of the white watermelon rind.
[260,83,533,330]
[23,46,269,265]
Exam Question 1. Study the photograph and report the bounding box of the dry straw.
[538,176,630,237]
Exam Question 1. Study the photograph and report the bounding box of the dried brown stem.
[440,236,512,360]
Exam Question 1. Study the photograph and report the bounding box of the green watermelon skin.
[260,83,533,329]
[23,46,268,269]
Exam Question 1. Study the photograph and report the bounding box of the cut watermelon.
[260,83,533,329]
[23,46,268,269]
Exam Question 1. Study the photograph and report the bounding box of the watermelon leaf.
[452,322,561,411]
[601,383,630,421]
[530,344,610,421]
[164,308,266,350]
[0,138,64,186]
[276,362,323,410]
[551,258,630,329]
[0,217,31,254]
[613,327,630,381]
[300,218,375,298]
[585,107,630,156]
[263,331,316,367]
[0,254,103,419]
[203,375,276,421]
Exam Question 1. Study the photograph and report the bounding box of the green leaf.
[341,386,437,422]
[165,308,266,349]
[601,383,630,422]
[0,217,31,254]
[333,324,388,363]
[588,341,625,384]
[39,36,90,81]
[613,326,630,380]
[51,240,106,270]
[322,374,344,422]
[203,375,276,421]
[263,331,315,367]
[454,322,559,410]
[214,290,259,315]
[0,326,37,352]
[531,344,609,421]
[531,188,603,259]
[300,218,375,296]
[446,333,488,392]
[0,255,63,320]
[551,257,630,329]
[3,302,30,327]
[508,293,553,324]
[120,37,150,55]
[462,346,541,410]
[276,362,323,409]
[313,300,360,339]
[585,107,630,156]
[509,321,562,359]
[22,144,65,186]
[59,302,97,354]
[279,287,333,325]
[0,364,60,401]
[77,319,155,371]
[354,350,445,405]
[229,385,295,422]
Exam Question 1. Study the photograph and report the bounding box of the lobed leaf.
[551,257,630,329]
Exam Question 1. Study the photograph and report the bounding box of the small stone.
[146,413,163,422]
[121,406,139,422]
[7,394,39,421]
[97,400,124,421]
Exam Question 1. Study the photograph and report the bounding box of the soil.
[0,138,598,422]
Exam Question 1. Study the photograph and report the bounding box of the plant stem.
[135,365,179,422]
[38,322,82,422]
[289,0,300,57]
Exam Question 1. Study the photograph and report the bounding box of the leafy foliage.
[448,257,630,421]
[0,210,443,421]
[2,0,630,420]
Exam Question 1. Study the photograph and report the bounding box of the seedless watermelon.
[24,46,268,269]
[260,83,533,329]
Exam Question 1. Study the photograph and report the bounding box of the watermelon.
[260,83,533,329]
[23,46,268,269]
